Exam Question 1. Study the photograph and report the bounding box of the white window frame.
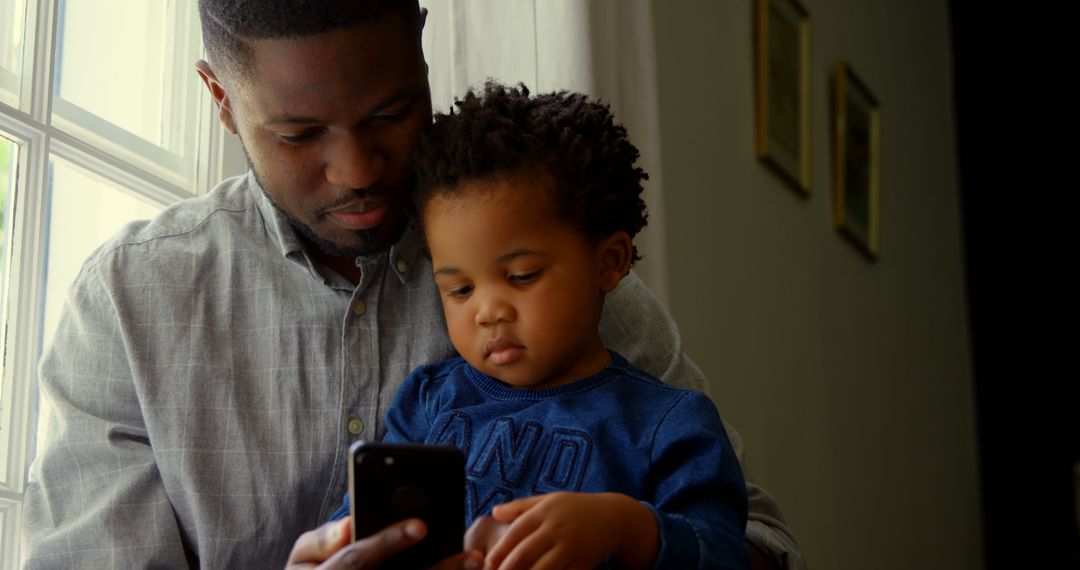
[0,1,237,566]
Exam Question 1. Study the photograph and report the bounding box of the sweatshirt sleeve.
[602,272,804,569]
[645,391,750,570]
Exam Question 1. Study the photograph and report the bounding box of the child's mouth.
[485,338,524,365]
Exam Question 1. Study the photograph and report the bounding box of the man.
[21,1,803,568]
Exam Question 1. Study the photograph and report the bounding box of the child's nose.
[475,296,516,326]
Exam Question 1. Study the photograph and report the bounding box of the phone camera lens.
[392,484,429,516]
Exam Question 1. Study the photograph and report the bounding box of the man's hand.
[481,492,658,570]
[286,516,484,570]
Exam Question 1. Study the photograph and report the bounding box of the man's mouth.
[323,200,391,231]
[485,337,525,366]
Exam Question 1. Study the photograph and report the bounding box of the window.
[0,1,234,565]
[0,0,26,108]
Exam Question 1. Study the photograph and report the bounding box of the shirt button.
[347,418,364,436]
[351,299,366,316]
[395,259,409,273]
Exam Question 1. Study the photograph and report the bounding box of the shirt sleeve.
[601,271,806,570]
[20,263,190,568]
[645,390,749,570]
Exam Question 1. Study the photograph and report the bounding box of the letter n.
[468,417,542,487]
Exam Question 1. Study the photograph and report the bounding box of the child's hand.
[464,514,512,556]
[482,492,658,570]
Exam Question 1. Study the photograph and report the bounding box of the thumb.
[491,495,545,522]
[285,517,352,567]
[325,517,352,553]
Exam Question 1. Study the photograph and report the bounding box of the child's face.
[424,175,627,389]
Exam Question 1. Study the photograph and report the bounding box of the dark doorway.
[950,2,1077,567]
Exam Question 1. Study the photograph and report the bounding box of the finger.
[484,513,543,569]
[496,523,556,570]
[464,515,509,553]
[532,548,593,570]
[428,549,485,570]
[530,545,573,570]
[490,495,545,522]
[323,518,427,569]
[286,518,352,567]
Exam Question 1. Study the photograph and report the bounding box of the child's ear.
[598,231,633,294]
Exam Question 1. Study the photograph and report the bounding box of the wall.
[652,1,982,568]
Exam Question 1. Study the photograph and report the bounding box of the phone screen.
[349,442,466,569]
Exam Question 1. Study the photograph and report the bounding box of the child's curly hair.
[413,81,649,263]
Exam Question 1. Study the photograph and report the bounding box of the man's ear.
[195,60,238,134]
[419,7,430,75]
[598,231,633,294]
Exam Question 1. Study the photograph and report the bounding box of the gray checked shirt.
[21,173,803,569]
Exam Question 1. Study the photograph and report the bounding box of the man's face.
[215,15,432,257]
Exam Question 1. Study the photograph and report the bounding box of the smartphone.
[348,441,466,569]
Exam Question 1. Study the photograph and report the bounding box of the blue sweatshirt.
[335,353,749,569]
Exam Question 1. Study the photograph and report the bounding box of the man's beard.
[259,186,400,259]
[244,148,401,258]
[280,202,381,258]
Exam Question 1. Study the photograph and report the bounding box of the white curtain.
[420,0,670,305]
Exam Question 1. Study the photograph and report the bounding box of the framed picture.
[755,0,811,194]
[832,62,881,260]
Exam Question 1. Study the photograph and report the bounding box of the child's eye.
[446,284,474,298]
[508,271,540,285]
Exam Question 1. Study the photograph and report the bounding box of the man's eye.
[508,271,540,284]
[371,111,406,124]
[370,98,416,124]
[447,284,474,298]
[278,129,323,144]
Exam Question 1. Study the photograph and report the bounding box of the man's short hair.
[414,81,649,263]
[199,0,421,83]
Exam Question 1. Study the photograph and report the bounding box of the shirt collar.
[248,172,306,262]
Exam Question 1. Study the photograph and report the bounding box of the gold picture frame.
[755,0,811,194]
[832,62,881,260]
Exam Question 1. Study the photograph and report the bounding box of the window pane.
[55,0,166,146]
[52,0,199,165]
[0,136,13,314]
[0,0,27,106]
[0,135,16,473]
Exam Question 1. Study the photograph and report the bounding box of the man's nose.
[325,133,385,189]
